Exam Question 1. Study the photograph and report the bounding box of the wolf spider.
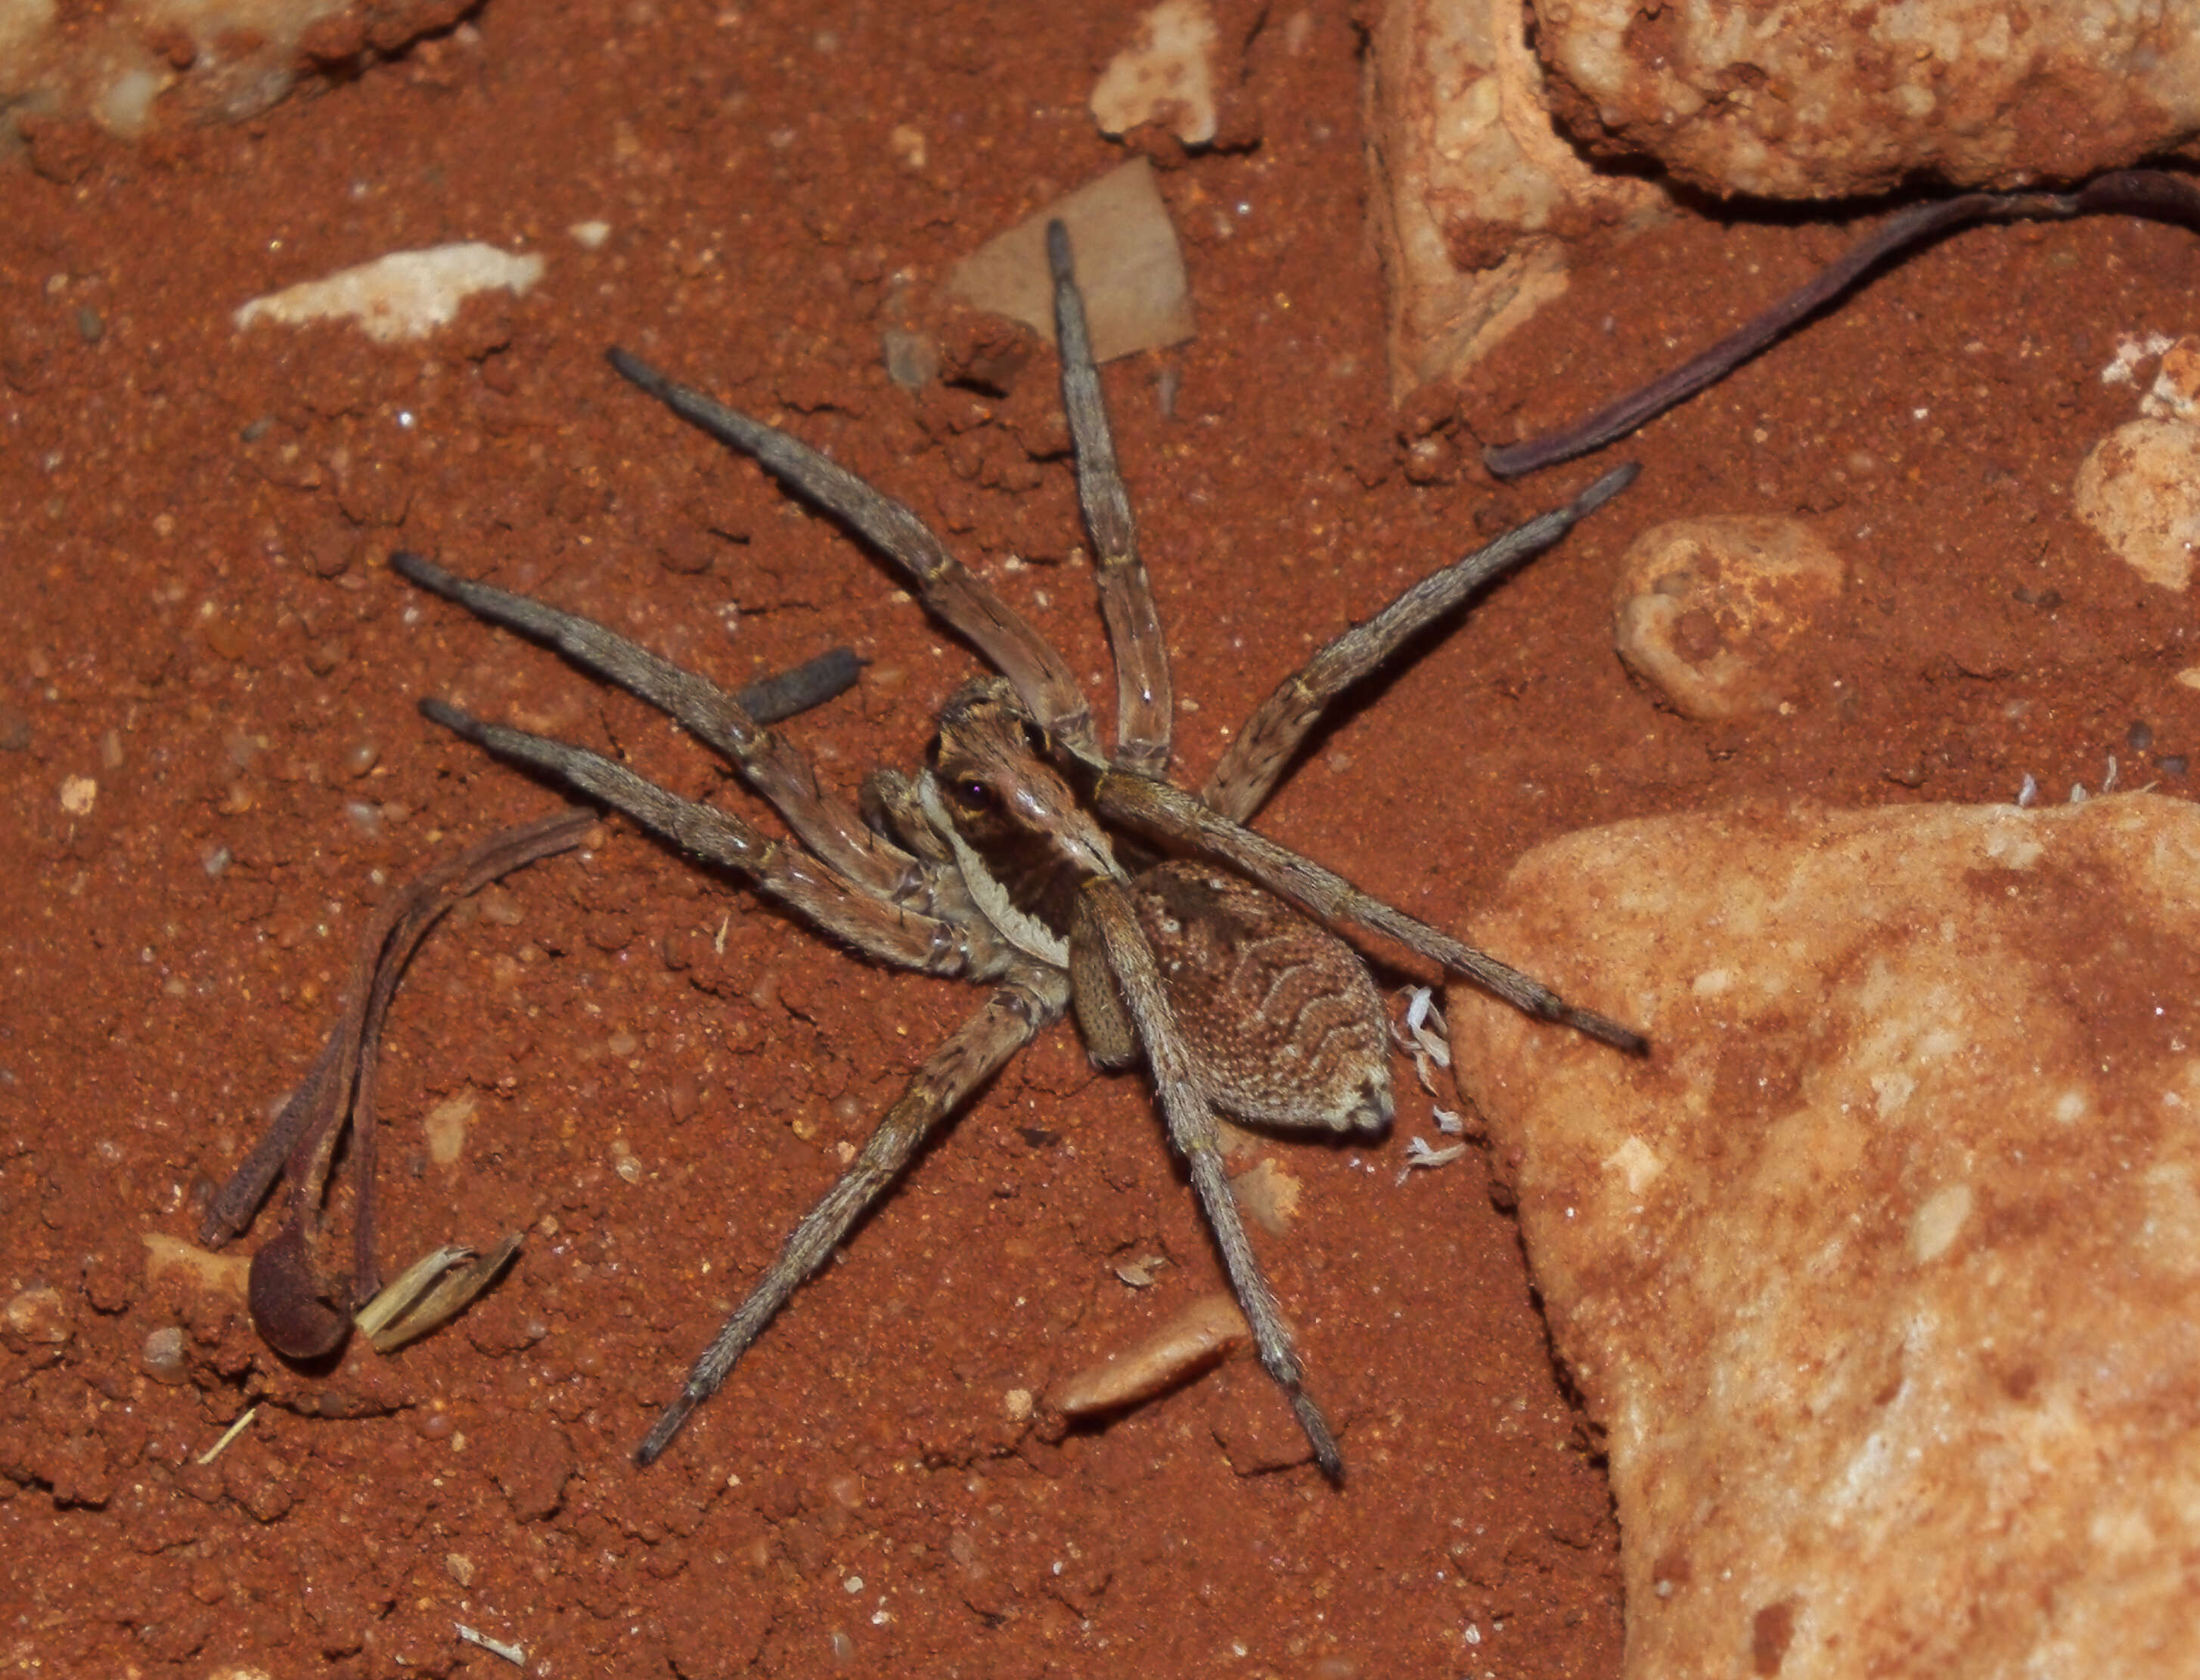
[393,222,1641,1478]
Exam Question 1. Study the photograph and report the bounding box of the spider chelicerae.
[393,222,1643,1478]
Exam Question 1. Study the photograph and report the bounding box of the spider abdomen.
[1131,861,1393,1133]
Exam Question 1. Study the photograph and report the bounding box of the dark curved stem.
[1485,169,2200,479]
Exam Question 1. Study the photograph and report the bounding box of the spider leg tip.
[605,344,664,392]
[1549,1000,1649,1057]
[417,696,481,737]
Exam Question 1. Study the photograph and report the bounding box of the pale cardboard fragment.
[944,160,1193,364]
[1451,794,2200,1679]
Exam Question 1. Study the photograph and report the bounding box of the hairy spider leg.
[1046,220,1174,778]
[1077,879,1348,1475]
[1202,463,1638,822]
[391,552,926,907]
[604,348,1108,768]
[414,699,996,984]
[1100,770,1646,1054]
[637,968,1069,1464]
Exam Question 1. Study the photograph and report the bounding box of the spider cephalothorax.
[394,221,1642,1479]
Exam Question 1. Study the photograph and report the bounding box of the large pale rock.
[3,0,469,148]
[1534,0,2200,200]
[1451,795,2200,1679]
[1367,0,1670,393]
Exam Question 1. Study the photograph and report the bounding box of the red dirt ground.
[2,3,2194,1676]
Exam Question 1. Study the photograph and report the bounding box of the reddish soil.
[2,4,2193,1677]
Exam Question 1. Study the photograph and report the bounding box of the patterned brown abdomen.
[1131,860,1393,1132]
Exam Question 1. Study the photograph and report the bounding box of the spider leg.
[418,699,1002,980]
[1201,463,1638,823]
[637,966,1070,1464]
[1075,879,1345,1479]
[605,349,1106,767]
[1047,221,1174,779]
[1096,772,1648,1055]
[392,551,934,909]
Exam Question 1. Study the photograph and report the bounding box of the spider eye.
[951,779,994,813]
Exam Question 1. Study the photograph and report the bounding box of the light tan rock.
[1091,0,1221,147]
[1366,0,1669,394]
[1451,794,2200,1679]
[234,243,545,345]
[1612,516,1847,719]
[2074,419,2200,594]
[1534,0,2200,200]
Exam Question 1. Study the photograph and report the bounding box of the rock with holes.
[1533,0,2200,200]
[1450,793,2200,1679]
[1611,516,1848,719]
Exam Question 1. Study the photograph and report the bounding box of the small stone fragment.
[141,1325,190,1384]
[2074,418,2200,592]
[1534,0,2200,199]
[2140,336,2200,422]
[1053,1291,1250,1415]
[1091,0,1221,147]
[234,243,545,345]
[880,327,939,392]
[2,1285,71,1347]
[422,1092,476,1165]
[1611,516,1848,718]
[141,1231,251,1298]
[945,159,1194,365]
[1450,793,2200,1680]
[57,774,96,816]
[1227,1155,1302,1236]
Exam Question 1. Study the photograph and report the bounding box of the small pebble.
[343,739,381,776]
[665,1072,703,1123]
[142,1325,189,1383]
[2128,721,2155,752]
[881,328,939,392]
[4,1285,70,1345]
